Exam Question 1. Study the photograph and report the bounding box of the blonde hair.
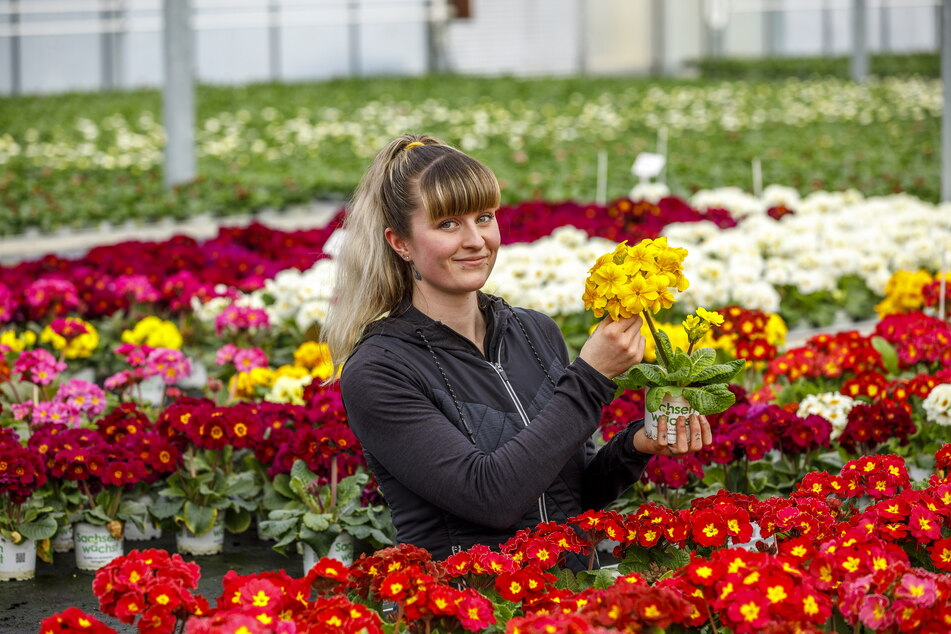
[324,134,501,374]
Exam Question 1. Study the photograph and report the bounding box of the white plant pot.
[301,533,356,576]
[124,496,162,541]
[644,393,697,446]
[52,523,74,553]
[74,522,124,571]
[0,536,36,581]
[124,519,162,541]
[177,520,225,556]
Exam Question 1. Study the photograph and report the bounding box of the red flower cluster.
[93,548,208,633]
[676,547,833,633]
[766,330,882,384]
[875,311,951,368]
[348,543,495,632]
[837,401,916,453]
[39,606,117,634]
[0,428,47,504]
[714,305,779,365]
[0,218,344,324]
[598,389,644,442]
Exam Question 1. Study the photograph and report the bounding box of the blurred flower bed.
[0,75,939,234]
[3,182,950,631]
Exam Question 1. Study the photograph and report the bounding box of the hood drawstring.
[417,328,476,443]
[415,304,556,445]
[508,308,556,388]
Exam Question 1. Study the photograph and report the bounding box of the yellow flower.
[293,341,332,370]
[875,269,932,317]
[266,375,313,405]
[0,329,36,353]
[583,238,690,320]
[764,313,788,347]
[229,367,274,399]
[40,319,99,359]
[590,261,631,298]
[121,316,183,349]
[619,275,660,316]
[696,307,725,326]
[273,365,310,381]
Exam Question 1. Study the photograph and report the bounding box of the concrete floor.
[0,530,302,634]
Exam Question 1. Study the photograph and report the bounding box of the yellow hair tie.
[405,141,424,150]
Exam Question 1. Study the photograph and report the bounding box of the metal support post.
[851,0,869,81]
[162,0,196,188]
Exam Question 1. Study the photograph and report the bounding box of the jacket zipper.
[488,340,550,524]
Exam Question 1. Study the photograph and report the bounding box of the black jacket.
[340,293,650,566]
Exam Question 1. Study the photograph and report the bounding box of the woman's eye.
[478,213,494,223]
[438,219,457,230]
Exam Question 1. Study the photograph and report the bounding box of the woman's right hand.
[578,315,646,379]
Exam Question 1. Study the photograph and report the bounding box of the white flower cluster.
[797,392,857,441]
[484,226,615,316]
[922,384,951,427]
[665,190,951,314]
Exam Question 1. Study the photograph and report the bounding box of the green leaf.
[618,363,668,390]
[271,474,295,500]
[870,336,899,375]
[645,385,676,412]
[655,329,674,369]
[575,568,618,590]
[665,351,693,384]
[617,545,652,575]
[302,513,331,532]
[689,359,745,385]
[689,347,717,373]
[225,508,252,534]
[682,383,737,415]
[18,515,58,541]
[653,546,690,570]
[179,502,217,536]
[150,497,185,519]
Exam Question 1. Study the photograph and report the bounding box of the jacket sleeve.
[341,344,616,531]
[579,420,652,511]
[528,310,652,511]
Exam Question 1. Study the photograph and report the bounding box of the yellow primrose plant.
[583,239,744,440]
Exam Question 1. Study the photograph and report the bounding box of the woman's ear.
[384,227,409,260]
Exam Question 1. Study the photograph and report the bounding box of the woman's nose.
[461,220,486,247]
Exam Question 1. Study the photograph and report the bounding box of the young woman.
[324,134,712,570]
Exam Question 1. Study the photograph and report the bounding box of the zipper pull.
[493,362,509,381]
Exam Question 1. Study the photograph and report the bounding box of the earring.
[411,263,422,281]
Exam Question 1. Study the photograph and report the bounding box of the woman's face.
[394,207,500,300]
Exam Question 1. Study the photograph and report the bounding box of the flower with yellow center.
[40,320,99,359]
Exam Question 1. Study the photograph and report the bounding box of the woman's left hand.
[631,413,712,456]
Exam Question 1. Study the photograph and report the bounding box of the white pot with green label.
[52,523,74,553]
[301,532,355,575]
[644,393,697,446]
[0,535,36,581]
[177,519,225,556]
[74,522,124,571]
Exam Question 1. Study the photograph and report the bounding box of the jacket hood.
[361,292,512,353]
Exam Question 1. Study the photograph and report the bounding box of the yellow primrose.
[293,341,332,370]
[0,329,37,353]
[121,316,183,349]
[40,320,99,359]
[696,307,725,326]
[272,365,310,381]
[230,367,274,399]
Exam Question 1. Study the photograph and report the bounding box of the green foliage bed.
[0,73,939,235]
